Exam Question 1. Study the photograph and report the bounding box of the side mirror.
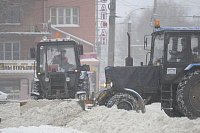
[144,35,151,51]
[78,45,83,55]
[80,64,90,71]
[144,35,148,49]
[30,47,36,58]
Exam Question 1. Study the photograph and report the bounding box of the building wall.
[0,0,96,100]
[35,0,95,53]
[0,1,42,100]
[0,36,36,60]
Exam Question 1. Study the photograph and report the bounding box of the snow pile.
[1,125,85,133]
[0,99,83,128]
[0,102,20,128]
[66,105,200,133]
[1,100,200,133]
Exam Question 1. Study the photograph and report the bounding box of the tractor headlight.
[104,82,113,89]
[103,83,107,88]
[66,77,70,82]
[45,77,49,82]
[37,72,41,76]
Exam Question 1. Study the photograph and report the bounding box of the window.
[152,34,164,64]
[0,79,20,100]
[191,35,200,63]
[0,42,20,60]
[0,2,20,24]
[50,7,79,26]
[167,37,187,62]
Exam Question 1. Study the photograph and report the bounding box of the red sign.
[101,12,107,20]
[100,29,107,37]
[101,4,107,12]
[101,0,107,3]
[100,37,107,45]
[101,21,107,28]
[80,53,97,59]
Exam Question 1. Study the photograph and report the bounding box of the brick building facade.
[0,0,96,100]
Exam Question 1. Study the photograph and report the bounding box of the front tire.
[177,70,200,119]
[107,93,138,111]
[30,95,38,100]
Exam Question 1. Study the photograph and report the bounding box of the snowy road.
[0,100,200,133]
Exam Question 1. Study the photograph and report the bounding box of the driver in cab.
[52,50,74,71]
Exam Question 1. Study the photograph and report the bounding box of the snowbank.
[0,100,200,133]
[67,105,200,133]
[0,99,83,128]
[1,125,85,133]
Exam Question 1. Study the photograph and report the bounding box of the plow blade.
[77,100,94,111]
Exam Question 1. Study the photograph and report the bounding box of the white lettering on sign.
[167,68,176,74]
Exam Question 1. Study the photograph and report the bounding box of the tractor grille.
[50,73,65,88]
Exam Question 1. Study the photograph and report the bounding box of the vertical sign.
[98,0,108,45]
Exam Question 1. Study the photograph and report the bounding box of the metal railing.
[0,23,49,34]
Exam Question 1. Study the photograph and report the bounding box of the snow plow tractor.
[97,21,200,119]
[30,39,91,102]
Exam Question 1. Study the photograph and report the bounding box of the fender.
[122,88,146,113]
[184,64,200,71]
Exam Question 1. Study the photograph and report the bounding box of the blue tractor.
[97,22,200,119]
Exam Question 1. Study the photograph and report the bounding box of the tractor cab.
[145,23,200,83]
[30,39,90,100]
[38,41,78,73]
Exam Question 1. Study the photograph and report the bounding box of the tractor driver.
[169,38,187,62]
[52,50,74,71]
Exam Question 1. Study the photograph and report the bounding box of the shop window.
[0,42,20,60]
[0,80,20,100]
[50,7,79,26]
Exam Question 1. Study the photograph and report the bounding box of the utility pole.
[107,0,116,66]
[151,0,157,27]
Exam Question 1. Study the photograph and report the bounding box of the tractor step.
[162,91,171,93]
[161,99,173,101]
[162,107,173,110]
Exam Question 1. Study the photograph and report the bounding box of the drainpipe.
[43,0,46,23]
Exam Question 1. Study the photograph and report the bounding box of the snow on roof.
[0,70,34,74]
[0,32,50,36]
[156,27,200,32]
[80,58,99,62]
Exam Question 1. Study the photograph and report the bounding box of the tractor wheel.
[107,93,138,111]
[177,70,200,119]
[30,95,38,100]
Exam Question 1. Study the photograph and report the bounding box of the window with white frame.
[0,42,20,60]
[50,7,79,26]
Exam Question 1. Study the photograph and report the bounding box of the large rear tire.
[177,70,200,119]
[163,104,184,117]
[107,93,138,111]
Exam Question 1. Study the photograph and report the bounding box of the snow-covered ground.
[0,100,200,133]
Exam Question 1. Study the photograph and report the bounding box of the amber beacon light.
[155,20,160,28]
